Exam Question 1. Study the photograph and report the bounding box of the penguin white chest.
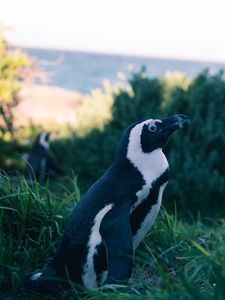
[127,130,169,249]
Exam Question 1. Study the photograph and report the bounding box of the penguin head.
[138,114,190,153]
[115,114,189,160]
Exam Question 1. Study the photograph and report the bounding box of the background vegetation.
[0,34,225,299]
[52,68,225,217]
[0,30,43,173]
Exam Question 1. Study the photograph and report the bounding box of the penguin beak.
[161,114,190,135]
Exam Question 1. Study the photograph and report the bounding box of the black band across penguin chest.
[130,169,169,247]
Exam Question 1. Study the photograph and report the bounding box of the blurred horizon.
[14,44,225,65]
[22,46,225,93]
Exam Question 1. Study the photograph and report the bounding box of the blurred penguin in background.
[25,132,64,183]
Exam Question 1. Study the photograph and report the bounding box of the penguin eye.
[148,124,157,132]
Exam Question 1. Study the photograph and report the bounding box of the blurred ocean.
[25,47,225,94]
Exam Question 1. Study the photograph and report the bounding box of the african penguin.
[25,132,63,183]
[25,114,190,293]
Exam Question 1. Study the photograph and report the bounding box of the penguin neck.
[127,146,169,183]
[125,122,169,182]
[39,133,50,150]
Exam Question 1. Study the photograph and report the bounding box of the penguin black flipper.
[100,200,133,285]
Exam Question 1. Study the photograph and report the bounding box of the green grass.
[0,173,225,300]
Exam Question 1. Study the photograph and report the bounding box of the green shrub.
[52,69,225,217]
[0,32,36,173]
[0,34,31,138]
[165,70,225,216]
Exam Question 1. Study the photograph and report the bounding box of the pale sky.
[1,0,225,62]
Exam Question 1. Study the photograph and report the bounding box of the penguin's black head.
[115,114,190,160]
[139,114,190,153]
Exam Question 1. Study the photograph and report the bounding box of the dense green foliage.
[0,174,224,299]
[0,34,31,136]
[0,32,34,172]
[165,71,225,216]
[52,69,225,217]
